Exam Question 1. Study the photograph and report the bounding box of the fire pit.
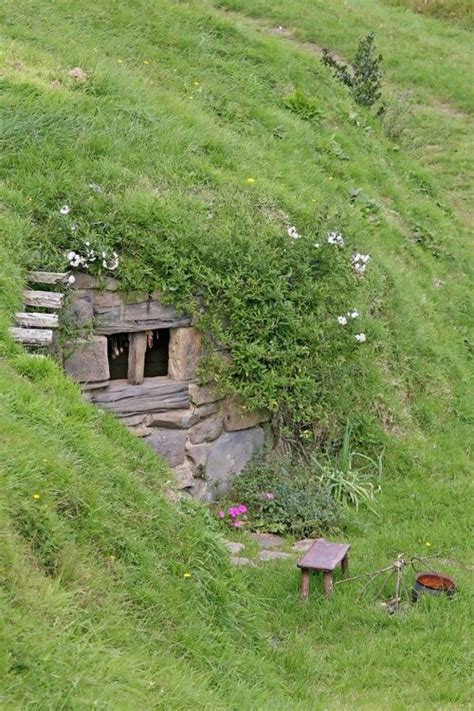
[412,572,456,601]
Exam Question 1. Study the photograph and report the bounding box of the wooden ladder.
[9,271,69,348]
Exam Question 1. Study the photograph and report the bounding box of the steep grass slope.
[0,0,472,707]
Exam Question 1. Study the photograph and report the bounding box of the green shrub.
[322,33,383,109]
[226,457,343,537]
[284,89,322,121]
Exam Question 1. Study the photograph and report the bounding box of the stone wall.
[63,277,272,500]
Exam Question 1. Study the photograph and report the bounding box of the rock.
[224,541,244,555]
[93,292,122,308]
[185,442,209,469]
[259,550,291,562]
[64,336,109,384]
[292,539,315,552]
[145,428,186,467]
[203,427,264,501]
[230,556,255,567]
[249,532,285,549]
[194,402,220,418]
[173,461,195,489]
[120,414,151,428]
[129,423,153,437]
[189,383,223,406]
[222,397,270,432]
[168,327,201,381]
[149,409,199,429]
[72,274,119,291]
[65,291,94,329]
[81,380,109,391]
[187,415,223,444]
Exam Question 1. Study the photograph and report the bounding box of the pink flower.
[229,507,239,518]
[232,520,243,528]
[218,510,225,519]
[237,504,248,514]
[265,492,274,500]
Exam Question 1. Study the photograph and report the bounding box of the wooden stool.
[297,538,350,600]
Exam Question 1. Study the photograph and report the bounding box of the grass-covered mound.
[0,0,472,706]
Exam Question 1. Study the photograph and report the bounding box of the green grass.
[0,0,472,707]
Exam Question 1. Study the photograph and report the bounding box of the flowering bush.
[65,242,119,275]
[227,457,342,537]
[218,504,248,529]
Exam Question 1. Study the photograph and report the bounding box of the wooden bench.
[297,538,350,600]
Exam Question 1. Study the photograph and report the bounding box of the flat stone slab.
[259,550,292,562]
[224,541,245,555]
[292,539,316,552]
[230,556,255,567]
[249,532,285,549]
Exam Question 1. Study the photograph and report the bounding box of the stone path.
[225,535,316,567]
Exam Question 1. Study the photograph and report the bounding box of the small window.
[144,329,169,377]
[108,333,129,380]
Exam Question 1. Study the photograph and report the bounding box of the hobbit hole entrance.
[108,333,129,380]
[107,329,170,383]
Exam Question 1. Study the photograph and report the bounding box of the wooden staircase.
[9,271,69,348]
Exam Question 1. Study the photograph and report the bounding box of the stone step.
[22,289,64,310]
[9,327,53,346]
[15,312,59,329]
[28,271,71,285]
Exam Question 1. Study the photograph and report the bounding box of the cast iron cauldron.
[412,572,456,602]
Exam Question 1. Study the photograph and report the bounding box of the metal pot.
[412,571,456,602]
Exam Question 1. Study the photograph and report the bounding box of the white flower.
[326,231,344,247]
[351,252,371,275]
[349,309,360,319]
[355,333,367,343]
[89,182,103,192]
[71,222,78,232]
[67,274,76,285]
[288,226,301,240]
[105,252,119,270]
[314,242,321,248]
[66,250,76,261]
[337,315,348,325]
[102,259,108,268]
[60,205,70,215]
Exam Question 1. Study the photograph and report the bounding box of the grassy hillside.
[0,0,472,707]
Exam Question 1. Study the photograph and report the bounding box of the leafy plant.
[284,89,322,121]
[322,33,383,109]
[312,424,383,513]
[227,457,343,537]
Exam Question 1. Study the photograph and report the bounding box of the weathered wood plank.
[297,539,350,572]
[94,300,190,334]
[127,332,147,385]
[28,271,70,285]
[9,327,53,345]
[15,312,59,329]
[23,289,64,309]
[91,376,189,416]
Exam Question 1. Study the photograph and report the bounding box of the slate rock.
[64,336,109,384]
[224,541,245,555]
[145,428,186,467]
[203,428,264,501]
[259,550,291,562]
[168,327,201,381]
[187,415,223,444]
[250,532,285,549]
[230,556,255,567]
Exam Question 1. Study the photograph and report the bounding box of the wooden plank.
[94,300,190,334]
[28,271,70,285]
[15,312,59,329]
[91,377,189,416]
[23,289,64,310]
[127,332,147,385]
[297,539,350,572]
[9,327,53,346]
